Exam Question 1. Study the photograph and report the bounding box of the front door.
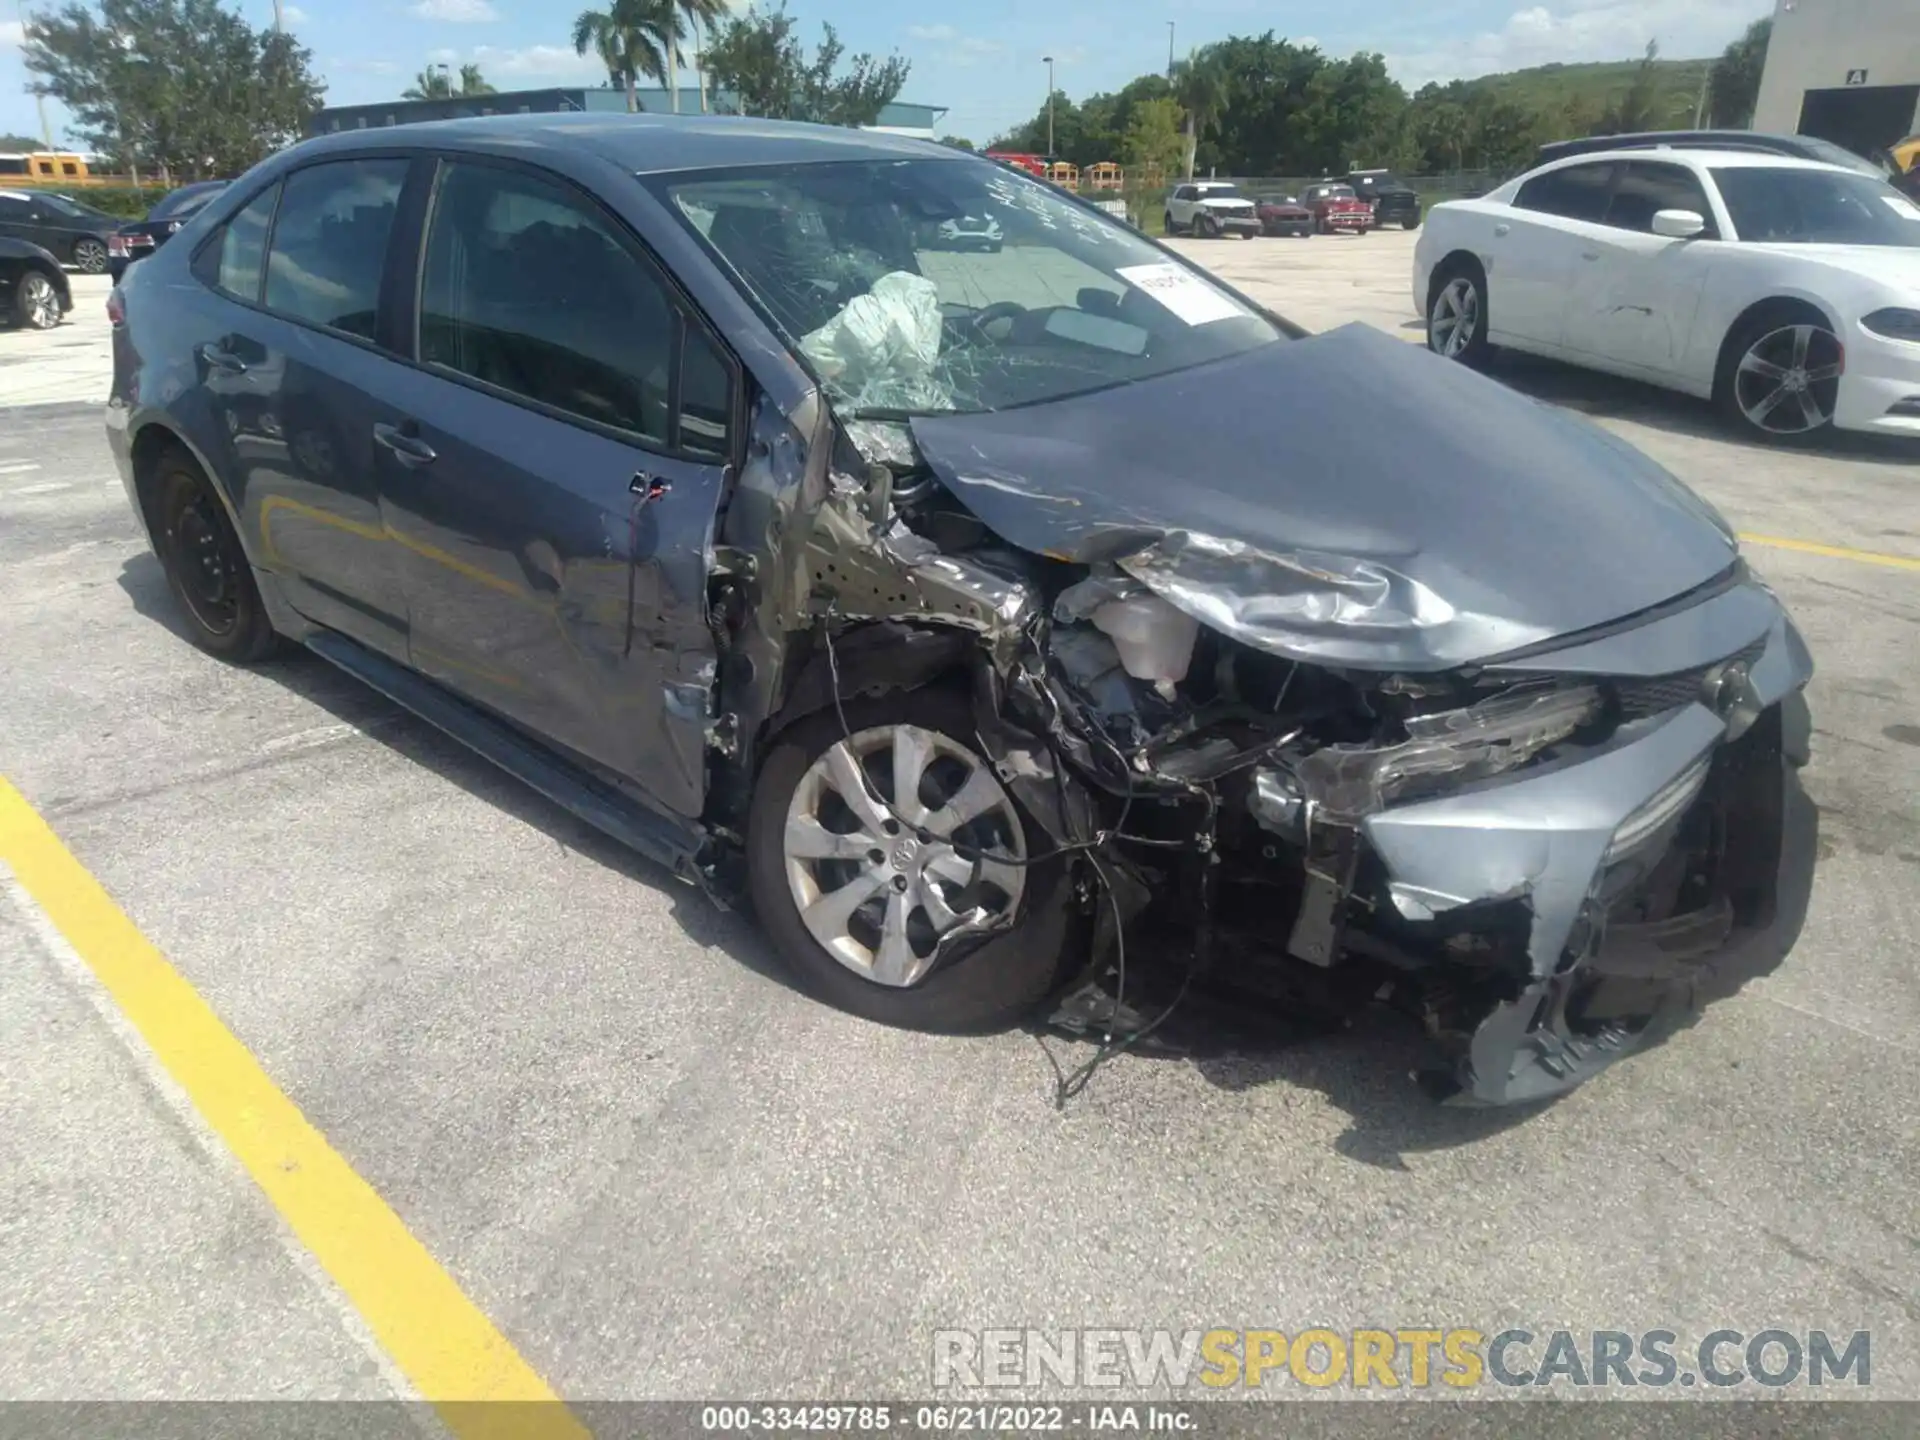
[377,157,737,820]
[1564,160,1717,377]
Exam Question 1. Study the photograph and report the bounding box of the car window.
[420,160,713,449]
[196,184,280,303]
[1606,162,1719,236]
[0,195,30,222]
[1713,166,1920,247]
[1174,186,1193,201]
[262,159,406,341]
[1514,162,1616,222]
[655,158,1283,418]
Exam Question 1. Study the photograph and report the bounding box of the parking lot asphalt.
[2,233,1918,1414]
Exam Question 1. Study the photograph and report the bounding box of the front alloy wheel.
[1429,276,1481,360]
[783,723,1026,988]
[1732,323,1842,438]
[747,691,1073,1032]
[16,272,60,330]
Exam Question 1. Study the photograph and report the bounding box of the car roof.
[1539,149,1849,172]
[294,111,955,174]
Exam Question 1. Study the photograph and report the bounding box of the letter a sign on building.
[1845,69,1869,86]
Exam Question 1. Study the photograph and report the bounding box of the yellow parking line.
[0,777,588,1440]
[1739,533,1920,572]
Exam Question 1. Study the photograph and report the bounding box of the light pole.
[435,60,453,98]
[15,0,53,147]
[1043,55,1055,158]
[1166,22,1175,81]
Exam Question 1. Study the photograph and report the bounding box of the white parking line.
[11,482,72,496]
[0,461,43,476]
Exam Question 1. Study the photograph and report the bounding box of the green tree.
[704,2,908,127]
[571,0,676,113]
[24,0,323,181]
[0,133,49,151]
[939,135,974,150]
[1122,92,1183,220]
[402,63,493,100]
[1597,40,1672,135]
[1707,18,1769,128]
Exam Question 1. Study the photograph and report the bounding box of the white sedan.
[1413,149,1920,440]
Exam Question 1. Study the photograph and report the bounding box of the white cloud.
[454,44,607,82]
[408,0,499,21]
[0,19,24,47]
[1384,0,1761,88]
[283,5,308,22]
[905,23,1005,67]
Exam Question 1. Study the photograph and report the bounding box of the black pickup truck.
[1342,170,1422,229]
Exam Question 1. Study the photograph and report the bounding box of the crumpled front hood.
[909,323,1738,670]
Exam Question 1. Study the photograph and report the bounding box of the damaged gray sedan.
[108,116,1816,1105]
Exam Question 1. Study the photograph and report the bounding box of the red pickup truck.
[1299,181,1374,235]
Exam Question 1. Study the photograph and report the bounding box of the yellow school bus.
[0,152,100,184]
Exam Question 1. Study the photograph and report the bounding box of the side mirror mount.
[1651,208,1707,239]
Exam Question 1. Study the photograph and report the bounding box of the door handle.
[196,342,247,374]
[1493,223,1510,237]
[373,421,437,467]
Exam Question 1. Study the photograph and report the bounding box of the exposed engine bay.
[703,349,1817,1107]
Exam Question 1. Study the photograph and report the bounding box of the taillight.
[108,234,131,256]
[106,289,125,327]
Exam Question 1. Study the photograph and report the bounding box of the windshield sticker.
[1116,262,1246,326]
[1882,194,1920,222]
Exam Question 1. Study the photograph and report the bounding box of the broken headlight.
[1292,683,1602,821]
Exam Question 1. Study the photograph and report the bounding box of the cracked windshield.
[657,160,1287,415]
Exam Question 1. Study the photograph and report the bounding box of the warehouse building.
[1752,0,1920,156]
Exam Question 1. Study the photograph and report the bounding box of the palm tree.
[572,0,680,114]
[401,67,454,101]
[676,0,729,114]
[401,63,496,100]
[1172,55,1226,180]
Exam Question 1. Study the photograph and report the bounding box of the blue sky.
[2,0,1772,151]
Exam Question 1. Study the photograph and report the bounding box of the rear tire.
[150,450,279,662]
[1162,211,1177,235]
[72,237,108,274]
[747,687,1075,1033]
[1427,257,1493,369]
[14,271,61,329]
[1403,214,1422,231]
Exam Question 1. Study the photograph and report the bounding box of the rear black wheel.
[72,237,108,274]
[152,451,279,661]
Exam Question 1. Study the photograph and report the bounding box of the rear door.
[1491,161,1619,346]
[374,156,737,819]
[1563,159,1718,377]
[185,157,419,658]
[0,193,35,246]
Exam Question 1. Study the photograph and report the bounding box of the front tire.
[1715,308,1842,444]
[747,687,1074,1033]
[1197,211,1222,239]
[1162,211,1178,235]
[1403,214,1422,231]
[151,450,279,662]
[1427,258,1493,368]
[14,271,61,329]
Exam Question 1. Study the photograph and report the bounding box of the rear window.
[1515,162,1616,222]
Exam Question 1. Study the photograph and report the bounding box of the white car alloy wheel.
[781,723,1027,988]
[19,273,60,330]
[1733,323,1843,436]
[1429,277,1480,360]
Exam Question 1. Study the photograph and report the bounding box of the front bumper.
[1330,607,1816,1105]
[1833,324,1920,435]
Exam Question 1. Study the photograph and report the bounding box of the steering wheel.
[956,300,1029,344]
